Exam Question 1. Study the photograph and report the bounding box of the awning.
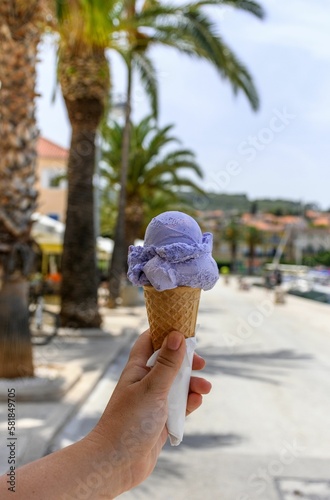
[31,213,113,258]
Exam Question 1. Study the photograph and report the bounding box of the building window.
[41,168,67,189]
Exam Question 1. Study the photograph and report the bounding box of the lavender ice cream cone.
[127,211,218,445]
[127,211,219,350]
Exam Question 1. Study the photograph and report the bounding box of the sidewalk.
[0,304,148,474]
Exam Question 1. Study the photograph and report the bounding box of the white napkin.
[146,337,197,446]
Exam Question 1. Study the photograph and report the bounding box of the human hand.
[88,330,211,497]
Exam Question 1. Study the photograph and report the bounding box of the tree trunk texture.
[0,281,33,378]
[231,242,237,273]
[249,244,255,275]
[60,100,102,327]
[108,61,133,304]
[0,0,49,378]
[58,45,110,327]
[125,197,144,248]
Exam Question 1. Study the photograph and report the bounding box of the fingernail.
[166,331,183,351]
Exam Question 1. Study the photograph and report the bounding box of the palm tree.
[55,0,264,315]
[0,1,49,378]
[101,115,204,248]
[223,220,242,273]
[109,0,265,301]
[245,226,263,275]
[55,0,157,326]
[55,1,113,327]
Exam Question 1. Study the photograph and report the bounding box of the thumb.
[144,331,186,396]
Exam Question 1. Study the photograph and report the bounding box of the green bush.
[302,251,330,267]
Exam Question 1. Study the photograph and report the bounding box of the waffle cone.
[143,286,201,351]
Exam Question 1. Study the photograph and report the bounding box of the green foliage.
[302,251,330,267]
[100,115,205,237]
[223,220,243,244]
[180,192,310,215]
[99,185,118,238]
[180,192,248,211]
[257,199,304,215]
[57,0,264,112]
[245,225,263,246]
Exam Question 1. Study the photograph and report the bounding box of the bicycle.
[29,281,60,346]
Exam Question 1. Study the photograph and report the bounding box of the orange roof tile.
[248,221,283,232]
[37,137,68,160]
[306,210,322,219]
[241,213,253,222]
[313,217,330,227]
[263,213,278,223]
[278,215,302,224]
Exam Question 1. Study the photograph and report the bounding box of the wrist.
[84,428,130,499]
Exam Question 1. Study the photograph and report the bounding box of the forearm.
[0,331,210,499]
[0,434,127,500]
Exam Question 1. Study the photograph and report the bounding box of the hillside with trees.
[182,192,320,215]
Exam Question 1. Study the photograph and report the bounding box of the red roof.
[278,215,302,225]
[37,137,68,160]
[313,217,330,227]
[306,210,321,219]
[248,220,283,232]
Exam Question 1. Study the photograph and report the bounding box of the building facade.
[36,137,68,222]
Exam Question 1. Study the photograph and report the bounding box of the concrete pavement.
[1,279,330,499]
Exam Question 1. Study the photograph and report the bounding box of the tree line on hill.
[181,192,324,215]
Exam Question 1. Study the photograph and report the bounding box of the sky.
[36,0,330,210]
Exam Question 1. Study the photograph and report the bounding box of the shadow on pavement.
[178,432,243,449]
[127,456,185,498]
[275,477,330,500]
[128,433,245,497]
[198,346,313,385]
[198,307,226,315]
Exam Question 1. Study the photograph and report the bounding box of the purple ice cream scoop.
[127,211,219,291]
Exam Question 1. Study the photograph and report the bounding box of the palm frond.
[100,114,205,225]
[183,0,264,20]
[132,53,159,117]
[135,114,156,141]
[137,6,261,109]
[163,176,206,195]
[55,0,120,49]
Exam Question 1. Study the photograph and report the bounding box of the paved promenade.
[119,280,330,499]
[1,280,330,499]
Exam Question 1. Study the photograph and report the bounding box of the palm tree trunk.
[58,41,110,327]
[0,281,33,378]
[0,0,47,378]
[108,58,133,304]
[231,242,237,273]
[249,243,255,275]
[60,99,103,328]
[125,198,144,248]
